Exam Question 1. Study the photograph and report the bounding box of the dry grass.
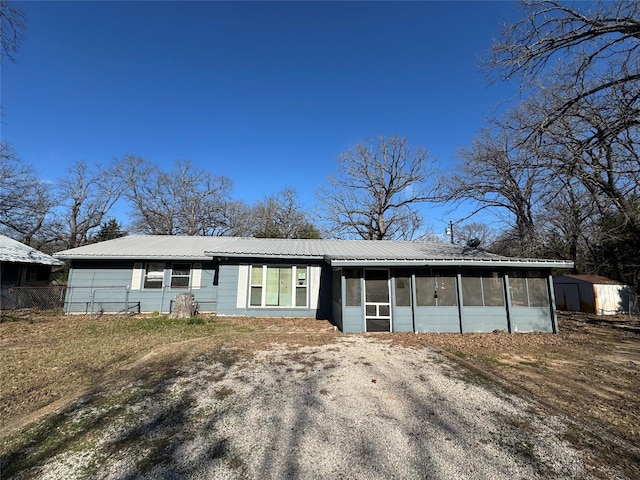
[1,310,639,478]
[381,312,640,478]
[0,311,336,436]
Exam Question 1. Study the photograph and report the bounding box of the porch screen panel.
[365,270,388,303]
[395,276,411,306]
[417,275,457,306]
[483,275,505,306]
[436,276,457,306]
[462,277,483,306]
[416,276,436,306]
[345,269,361,306]
[509,277,528,306]
[528,277,549,307]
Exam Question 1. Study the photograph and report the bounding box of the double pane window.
[171,263,191,288]
[144,263,164,289]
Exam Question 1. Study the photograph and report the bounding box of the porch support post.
[456,272,464,334]
[548,273,559,334]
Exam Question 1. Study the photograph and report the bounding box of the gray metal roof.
[0,235,64,266]
[53,235,574,269]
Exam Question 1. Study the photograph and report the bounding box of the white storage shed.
[554,274,636,315]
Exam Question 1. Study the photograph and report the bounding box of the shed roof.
[0,235,64,266]
[556,274,625,285]
[54,235,573,269]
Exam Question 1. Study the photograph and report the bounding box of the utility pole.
[445,221,454,244]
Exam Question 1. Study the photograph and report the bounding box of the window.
[462,273,505,307]
[249,265,308,308]
[171,263,191,288]
[416,274,457,306]
[509,273,549,307]
[144,263,164,289]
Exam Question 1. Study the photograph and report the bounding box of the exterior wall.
[65,260,218,314]
[216,261,327,319]
[414,307,460,333]
[63,257,560,333]
[461,307,509,332]
[508,307,553,332]
[554,279,596,313]
[333,267,557,334]
[594,284,635,315]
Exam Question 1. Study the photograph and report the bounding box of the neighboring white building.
[554,274,637,315]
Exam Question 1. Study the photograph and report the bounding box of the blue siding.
[461,307,509,332]
[509,307,553,332]
[65,261,218,314]
[216,263,320,318]
[215,263,240,315]
[393,306,413,332]
[342,307,363,333]
[414,307,461,333]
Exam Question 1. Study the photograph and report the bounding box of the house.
[0,234,63,287]
[54,235,573,333]
[554,274,637,315]
[1,234,65,311]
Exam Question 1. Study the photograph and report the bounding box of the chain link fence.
[1,285,67,311]
[1,286,140,315]
[0,285,217,315]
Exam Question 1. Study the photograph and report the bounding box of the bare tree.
[452,222,497,249]
[0,1,26,63]
[490,0,640,230]
[437,128,547,256]
[49,161,121,249]
[491,0,640,131]
[520,81,640,238]
[114,156,233,235]
[537,176,597,268]
[317,135,435,240]
[251,188,320,239]
[0,142,54,246]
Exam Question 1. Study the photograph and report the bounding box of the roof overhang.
[204,251,325,261]
[327,258,575,269]
[54,255,213,261]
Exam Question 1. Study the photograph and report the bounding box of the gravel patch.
[33,336,589,479]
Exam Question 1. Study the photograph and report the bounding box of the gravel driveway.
[38,336,590,480]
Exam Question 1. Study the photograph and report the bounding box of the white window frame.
[248,265,309,308]
[170,263,192,289]
[144,262,165,289]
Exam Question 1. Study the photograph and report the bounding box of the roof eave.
[204,251,325,261]
[54,254,212,261]
[328,258,575,268]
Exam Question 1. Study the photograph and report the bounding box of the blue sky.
[2,1,520,236]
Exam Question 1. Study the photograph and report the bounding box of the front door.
[365,269,391,332]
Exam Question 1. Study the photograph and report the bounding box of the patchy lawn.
[383,312,640,478]
[0,311,337,437]
[0,310,638,478]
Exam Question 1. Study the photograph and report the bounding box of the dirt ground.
[391,312,640,477]
[1,310,639,478]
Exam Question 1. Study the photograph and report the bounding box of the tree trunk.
[170,293,197,318]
